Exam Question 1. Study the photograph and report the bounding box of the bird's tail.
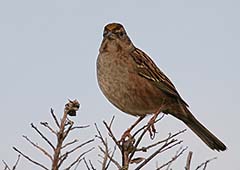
[178,108,227,151]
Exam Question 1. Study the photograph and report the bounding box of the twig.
[2,155,21,170]
[185,151,193,170]
[95,123,121,169]
[103,121,121,151]
[73,158,83,170]
[12,154,21,170]
[40,122,57,135]
[95,123,112,169]
[128,118,168,162]
[51,108,60,128]
[22,135,52,161]
[157,146,188,170]
[136,129,186,152]
[70,125,90,131]
[98,145,121,169]
[101,139,108,169]
[128,122,151,161]
[88,160,96,170]
[64,147,95,170]
[132,114,165,138]
[63,120,74,139]
[135,140,182,170]
[83,157,90,170]
[61,139,78,149]
[31,123,55,150]
[2,160,10,170]
[105,145,117,169]
[195,157,217,170]
[13,147,48,170]
[58,139,94,167]
[60,139,94,160]
[109,116,115,129]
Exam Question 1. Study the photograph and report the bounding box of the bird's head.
[100,23,134,52]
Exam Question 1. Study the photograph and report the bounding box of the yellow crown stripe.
[106,23,121,31]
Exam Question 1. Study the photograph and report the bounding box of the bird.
[96,22,227,151]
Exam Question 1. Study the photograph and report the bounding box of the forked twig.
[195,157,217,170]
[64,147,95,170]
[157,146,188,170]
[2,160,11,170]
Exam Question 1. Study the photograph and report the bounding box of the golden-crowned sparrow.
[96,23,226,151]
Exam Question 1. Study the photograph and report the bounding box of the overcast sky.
[0,0,239,169]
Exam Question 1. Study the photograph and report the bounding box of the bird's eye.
[119,31,125,37]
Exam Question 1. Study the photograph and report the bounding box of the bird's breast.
[97,52,165,116]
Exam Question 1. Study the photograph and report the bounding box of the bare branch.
[105,145,117,169]
[128,123,150,161]
[52,101,69,170]
[136,129,186,152]
[195,157,217,170]
[51,108,60,128]
[61,139,78,149]
[88,160,96,170]
[62,120,74,140]
[22,135,52,161]
[100,139,108,169]
[70,125,90,131]
[109,116,115,129]
[157,146,188,170]
[58,139,94,167]
[64,147,95,170]
[2,160,10,170]
[73,158,83,170]
[40,122,57,135]
[103,121,121,151]
[95,122,121,169]
[128,118,166,162]
[31,123,55,150]
[2,154,21,170]
[60,139,94,161]
[132,114,165,138]
[83,157,90,170]
[12,155,21,170]
[185,151,193,170]
[135,139,183,170]
[94,123,105,144]
[13,147,49,170]
[98,145,121,169]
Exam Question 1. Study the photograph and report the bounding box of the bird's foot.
[120,116,145,142]
[147,116,157,139]
[147,103,165,139]
[120,128,132,142]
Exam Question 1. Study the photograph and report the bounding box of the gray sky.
[0,0,239,169]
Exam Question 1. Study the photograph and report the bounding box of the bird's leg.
[120,116,145,142]
[147,100,165,139]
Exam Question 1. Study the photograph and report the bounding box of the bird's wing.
[131,48,189,107]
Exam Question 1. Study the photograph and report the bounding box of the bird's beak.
[104,31,115,40]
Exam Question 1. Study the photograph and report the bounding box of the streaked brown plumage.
[96,23,226,151]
